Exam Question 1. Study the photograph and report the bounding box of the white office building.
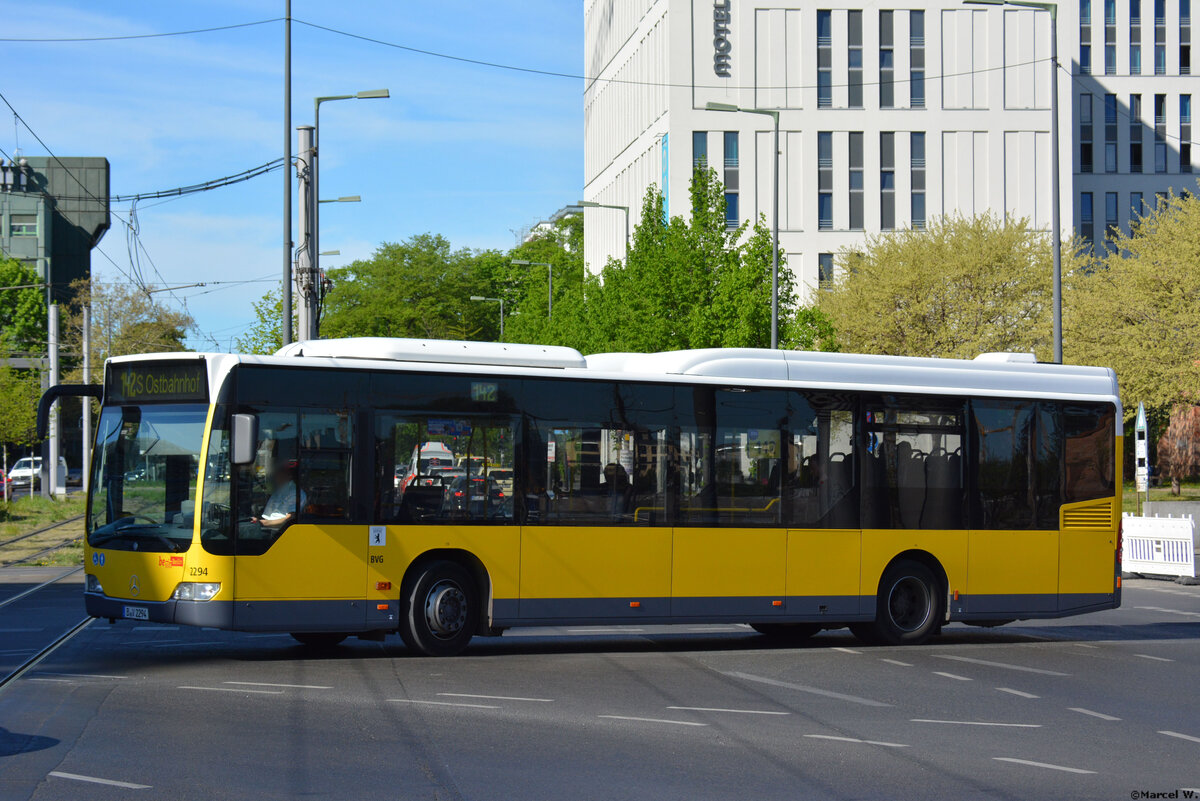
[583,0,1194,300]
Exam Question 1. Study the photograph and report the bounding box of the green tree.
[817,213,1084,360]
[236,285,287,355]
[1068,189,1200,424]
[0,258,47,353]
[503,214,587,348]
[62,279,194,375]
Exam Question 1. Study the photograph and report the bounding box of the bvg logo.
[129,575,140,597]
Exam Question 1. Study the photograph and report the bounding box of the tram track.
[3,535,84,567]
[0,615,93,693]
[0,564,92,693]
[0,514,85,549]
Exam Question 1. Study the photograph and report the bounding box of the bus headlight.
[172,582,221,601]
[85,574,104,594]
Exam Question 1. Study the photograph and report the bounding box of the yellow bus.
[47,338,1122,656]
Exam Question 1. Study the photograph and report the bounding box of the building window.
[1104,44,1116,73]
[818,10,832,108]
[880,132,896,230]
[1131,44,1142,73]
[848,11,863,108]
[911,131,926,230]
[1081,0,1092,23]
[1154,93,1167,172]
[1182,95,1193,172]
[1080,94,1094,173]
[1130,94,1143,172]
[849,132,864,230]
[1081,45,1092,73]
[1105,0,1117,23]
[10,215,37,236]
[880,11,895,108]
[818,253,835,287]
[1154,0,1167,74]
[910,11,926,109]
[1154,45,1166,73]
[1081,192,1095,249]
[692,131,707,168]
[1131,0,1141,22]
[724,130,739,168]
[723,131,739,227]
[1183,46,1192,75]
[1105,94,1118,172]
[1131,191,1144,224]
[1105,191,1119,247]
[725,193,739,229]
[818,131,833,230]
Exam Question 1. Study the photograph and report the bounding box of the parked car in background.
[7,456,68,490]
[67,467,84,486]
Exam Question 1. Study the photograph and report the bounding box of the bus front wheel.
[400,560,479,657]
[856,560,942,646]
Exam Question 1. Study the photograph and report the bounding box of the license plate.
[123,605,149,621]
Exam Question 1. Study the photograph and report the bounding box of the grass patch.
[0,493,88,541]
[1122,480,1200,511]
[30,539,85,567]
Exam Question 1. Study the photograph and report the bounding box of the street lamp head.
[320,250,341,256]
[356,89,390,99]
[510,259,530,266]
[470,296,487,301]
[705,101,740,112]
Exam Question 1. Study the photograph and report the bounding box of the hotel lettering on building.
[583,0,1194,298]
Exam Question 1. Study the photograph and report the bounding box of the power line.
[49,158,286,204]
[0,18,283,43]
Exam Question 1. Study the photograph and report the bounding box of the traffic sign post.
[1135,403,1149,513]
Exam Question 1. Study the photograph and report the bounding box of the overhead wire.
[0,18,283,43]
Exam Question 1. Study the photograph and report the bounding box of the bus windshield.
[88,403,208,553]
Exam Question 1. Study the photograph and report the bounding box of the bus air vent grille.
[1063,502,1114,530]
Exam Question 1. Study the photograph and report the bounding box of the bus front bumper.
[85,592,234,628]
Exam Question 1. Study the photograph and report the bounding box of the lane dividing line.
[933,655,1070,677]
[832,647,862,655]
[725,671,892,708]
[804,734,908,748]
[597,715,707,727]
[48,771,151,790]
[154,641,221,648]
[438,693,553,703]
[667,706,790,716]
[1073,644,1099,649]
[992,757,1095,774]
[1134,654,1175,662]
[1134,606,1200,619]
[0,566,83,611]
[1159,730,1200,745]
[28,678,73,683]
[178,686,283,695]
[224,681,332,690]
[996,688,1040,699]
[933,671,972,681]
[880,659,913,667]
[132,626,179,631]
[912,719,1041,728]
[36,672,126,680]
[389,699,500,709]
[1070,707,1121,721]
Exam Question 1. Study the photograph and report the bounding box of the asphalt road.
[0,575,1198,801]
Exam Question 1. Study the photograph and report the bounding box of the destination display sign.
[107,362,209,404]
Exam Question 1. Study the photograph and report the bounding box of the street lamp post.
[511,260,554,318]
[965,0,1061,363]
[312,89,388,336]
[577,200,630,262]
[470,295,505,340]
[705,102,781,349]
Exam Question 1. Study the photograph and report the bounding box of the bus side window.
[298,410,353,521]
[971,400,1035,529]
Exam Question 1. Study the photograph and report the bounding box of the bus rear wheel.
[855,560,942,646]
[290,632,348,648]
[400,560,479,657]
[751,623,821,642]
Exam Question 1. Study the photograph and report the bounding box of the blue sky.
[2,1,583,348]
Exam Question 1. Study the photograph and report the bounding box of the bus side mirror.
[231,414,258,465]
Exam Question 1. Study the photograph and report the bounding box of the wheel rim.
[886,575,932,633]
[424,580,469,639]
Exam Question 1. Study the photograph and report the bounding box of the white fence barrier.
[1122,514,1197,578]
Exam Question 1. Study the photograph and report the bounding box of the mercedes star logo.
[129,575,140,597]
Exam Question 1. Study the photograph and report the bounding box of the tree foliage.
[1068,190,1200,421]
[61,279,194,378]
[0,361,40,449]
[0,258,47,353]
[817,214,1085,361]
[1156,405,1200,494]
[236,285,287,355]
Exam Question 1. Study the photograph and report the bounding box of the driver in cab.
[253,462,306,530]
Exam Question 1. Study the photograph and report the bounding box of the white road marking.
[438,693,553,703]
[566,628,644,634]
[804,734,908,748]
[933,671,972,681]
[597,715,707,727]
[36,672,126,680]
[49,771,151,790]
[1159,730,1200,744]
[912,719,1041,728]
[28,678,73,683]
[178,685,283,695]
[154,641,221,648]
[122,639,181,646]
[224,681,332,690]
[880,658,913,667]
[992,757,1095,774]
[996,688,1040,699]
[390,699,500,709]
[1134,654,1175,662]
[725,671,892,707]
[687,626,745,632]
[132,625,179,631]
[667,706,790,716]
[933,655,1070,676]
[1073,643,1099,649]
[1070,707,1121,721]
[832,647,862,654]
[1135,606,1200,618]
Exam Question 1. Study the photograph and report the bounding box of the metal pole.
[282,0,293,347]
[770,111,780,350]
[624,207,630,262]
[1049,5,1062,364]
[313,99,320,337]
[46,304,59,498]
[82,305,91,495]
[296,125,315,341]
[499,299,505,340]
[548,264,553,318]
